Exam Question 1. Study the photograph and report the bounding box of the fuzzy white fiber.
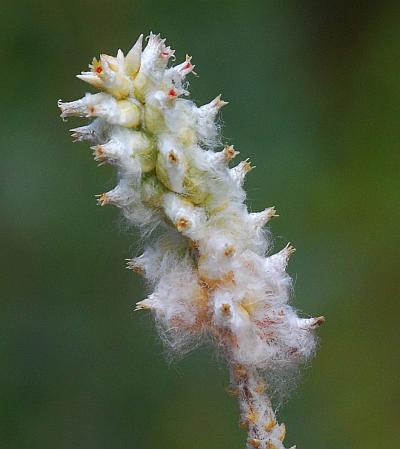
[59,33,324,449]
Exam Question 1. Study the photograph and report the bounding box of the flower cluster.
[59,33,324,449]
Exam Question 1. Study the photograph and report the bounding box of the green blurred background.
[1,1,399,448]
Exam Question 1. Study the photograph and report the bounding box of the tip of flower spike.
[250,207,278,229]
[160,47,175,60]
[133,34,144,48]
[146,32,175,62]
[224,145,239,161]
[213,94,229,109]
[184,55,196,74]
[212,145,240,167]
[117,49,124,60]
[129,34,143,51]
[91,145,107,165]
[178,54,197,76]
[126,258,145,275]
[96,193,111,206]
[125,34,143,77]
[231,159,254,184]
[135,297,153,311]
[145,32,160,50]
[267,206,278,219]
[278,242,296,266]
[284,242,296,257]
[266,243,297,272]
[200,95,229,115]
[292,314,325,331]
[237,159,255,173]
[100,53,119,72]
[76,73,102,88]
[57,99,71,120]
[70,126,91,142]
[304,316,325,329]
[58,97,93,119]
[243,158,255,172]
[265,243,296,271]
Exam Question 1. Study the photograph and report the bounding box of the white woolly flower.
[59,33,324,449]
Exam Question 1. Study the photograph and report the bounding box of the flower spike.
[59,33,324,449]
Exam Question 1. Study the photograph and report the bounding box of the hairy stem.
[232,365,293,449]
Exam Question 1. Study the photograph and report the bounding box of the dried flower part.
[59,33,324,449]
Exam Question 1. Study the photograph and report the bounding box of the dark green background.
[1,1,399,448]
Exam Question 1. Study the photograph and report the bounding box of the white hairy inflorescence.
[59,33,324,449]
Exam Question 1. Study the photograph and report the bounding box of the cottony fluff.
[59,33,324,449]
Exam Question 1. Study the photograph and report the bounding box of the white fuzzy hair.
[59,33,324,449]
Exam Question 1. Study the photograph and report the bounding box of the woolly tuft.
[59,33,324,449]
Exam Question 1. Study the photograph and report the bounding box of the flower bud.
[125,34,143,77]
